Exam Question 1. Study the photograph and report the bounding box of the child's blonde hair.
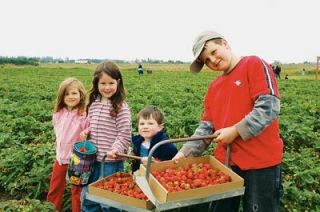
[137,106,164,125]
[54,77,86,115]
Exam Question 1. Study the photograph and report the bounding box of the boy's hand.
[172,152,185,161]
[213,126,239,145]
[80,131,88,140]
[204,135,216,144]
[107,150,118,159]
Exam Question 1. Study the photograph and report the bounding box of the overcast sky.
[1,0,319,63]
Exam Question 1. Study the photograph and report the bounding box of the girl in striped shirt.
[80,61,132,212]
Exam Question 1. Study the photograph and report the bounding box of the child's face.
[64,85,81,111]
[98,72,119,101]
[138,116,163,141]
[199,40,232,72]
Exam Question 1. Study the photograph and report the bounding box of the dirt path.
[0,191,14,202]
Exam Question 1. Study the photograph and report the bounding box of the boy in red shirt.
[173,31,283,212]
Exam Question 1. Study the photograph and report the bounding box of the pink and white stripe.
[88,100,131,161]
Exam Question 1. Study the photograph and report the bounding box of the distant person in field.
[131,106,178,173]
[47,78,90,212]
[301,68,306,76]
[285,74,289,80]
[80,60,131,212]
[137,63,144,75]
[270,64,275,74]
[275,64,282,79]
[173,30,283,212]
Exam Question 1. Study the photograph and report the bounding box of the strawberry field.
[0,64,319,211]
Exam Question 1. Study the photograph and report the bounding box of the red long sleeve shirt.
[203,56,283,170]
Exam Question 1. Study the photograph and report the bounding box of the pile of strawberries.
[78,147,87,153]
[94,172,148,200]
[151,163,231,193]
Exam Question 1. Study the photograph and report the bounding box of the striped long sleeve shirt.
[88,100,132,162]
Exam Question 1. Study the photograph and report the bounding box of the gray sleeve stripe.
[179,121,213,157]
[261,60,275,96]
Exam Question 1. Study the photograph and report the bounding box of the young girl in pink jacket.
[47,77,90,212]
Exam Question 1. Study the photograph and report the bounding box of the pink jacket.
[53,108,90,164]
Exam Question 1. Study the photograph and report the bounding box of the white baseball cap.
[190,31,224,73]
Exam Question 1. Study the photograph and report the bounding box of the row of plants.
[0,65,319,211]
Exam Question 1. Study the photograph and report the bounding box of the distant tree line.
[1,56,317,66]
[0,56,188,65]
[136,58,186,64]
[0,56,39,66]
[33,57,187,64]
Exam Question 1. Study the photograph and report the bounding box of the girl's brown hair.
[87,60,126,117]
[54,77,87,115]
